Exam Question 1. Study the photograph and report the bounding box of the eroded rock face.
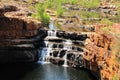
[0,16,40,39]
[83,33,119,80]
[0,5,47,63]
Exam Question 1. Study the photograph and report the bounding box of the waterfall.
[63,39,73,67]
[49,22,55,30]
[38,22,85,67]
[38,40,53,63]
[47,30,57,38]
[65,40,72,44]
[44,41,53,63]
[63,51,68,67]
[38,41,47,63]
[63,39,72,50]
[46,44,53,57]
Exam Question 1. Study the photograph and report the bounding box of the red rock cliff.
[83,33,119,80]
[0,5,43,46]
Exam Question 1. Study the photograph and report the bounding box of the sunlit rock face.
[0,5,18,16]
[83,33,119,80]
[0,5,47,63]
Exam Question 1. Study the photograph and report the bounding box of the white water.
[65,40,72,45]
[46,44,53,57]
[49,22,55,30]
[63,39,72,50]
[39,28,57,63]
[39,23,74,66]
[63,51,68,67]
[38,46,47,64]
[47,30,57,38]
[63,39,73,67]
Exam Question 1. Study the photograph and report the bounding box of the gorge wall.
[83,33,119,80]
[0,5,47,63]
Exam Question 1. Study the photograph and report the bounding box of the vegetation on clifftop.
[32,3,50,26]
[80,0,100,8]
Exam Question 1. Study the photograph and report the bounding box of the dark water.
[0,63,92,80]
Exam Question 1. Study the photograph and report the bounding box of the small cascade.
[63,39,72,50]
[65,40,72,45]
[46,44,53,57]
[47,30,57,38]
[57,50,60,58]
[38,40,53,63]
[64,45,72,51]
[49,22,55,30]
[38,41,47,63]
[38,23,85,67]
[63,39,73,67]
[44,43,53,63]
[63,51,68,67]
[45,41,49,47]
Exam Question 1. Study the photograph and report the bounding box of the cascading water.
[39,22,84,67]
[63,40,72,50]
[47,30,57,38]
[63,52,68,67]
[38,42,47,63]
[49,22,55,30]
[39,23,58,63]
[63,39,73,67]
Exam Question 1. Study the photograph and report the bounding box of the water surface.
[0,63,92,80]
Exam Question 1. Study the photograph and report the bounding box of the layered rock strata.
[83,33,119,80]
[0,5,47,63]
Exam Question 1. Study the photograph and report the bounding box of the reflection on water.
[0,63,92,80]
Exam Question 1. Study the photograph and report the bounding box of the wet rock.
[53,51,59,57]
[59,50,66,58]
[67,53,74,60]
[58,44,64,48]
[76,47,83,52]
[57,30,87,40]
[53,44,57,48]
[50,58,64,65]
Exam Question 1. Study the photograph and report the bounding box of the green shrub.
[100,18,113,26]
[80,0,100,8]
[56,3,64,17]
[80,11,100,18]
[113,75,119,80]
[41,13,50,26]
[45,0,54,9]
[100,26,114,34]
[32,3,50,26]
[69,0,78,5]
